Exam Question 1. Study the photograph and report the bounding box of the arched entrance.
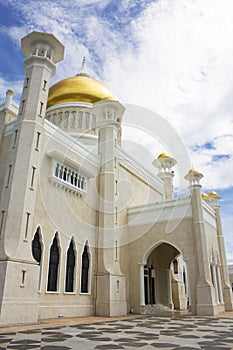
[140,241,188,313]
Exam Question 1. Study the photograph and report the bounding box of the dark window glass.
[65,240,75,292]
[81,244,89,293]
[47,235,59,292]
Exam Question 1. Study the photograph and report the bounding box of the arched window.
[65,240,75,292]
[32,228,42,264]
[78,111,83,128]
[71,111,76,128]
[58,112,63,126]
[81,243,90,293]
[32,227,43,290]
[173,259,178,274]
[52,113,57,125]
[65,111,69,128]
[47,234,60,292]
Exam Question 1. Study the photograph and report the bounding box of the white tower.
[185,169,217,315]
[208,191,233,311]
[93,100,127,316]
[0,89,17,144]
[153,152,176,200]
[0,31,64,325]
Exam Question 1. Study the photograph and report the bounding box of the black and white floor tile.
[0,316,233,349]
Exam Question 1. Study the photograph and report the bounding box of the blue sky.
[0,0,232,261]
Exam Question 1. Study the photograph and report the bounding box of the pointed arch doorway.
[140,242,188,312]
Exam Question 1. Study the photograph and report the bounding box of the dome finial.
[76,56,90,77]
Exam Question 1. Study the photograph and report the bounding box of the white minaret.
[184,169,217,315]
[0,31,64,325]
[0,89,18,143]
[93,99,127,316]
[208,191,233,311]
[153,152,176,200]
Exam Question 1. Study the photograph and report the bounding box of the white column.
[167,269,173,309]
[216,266,224,304]
[139,263,145,306]
[212,265,220,304]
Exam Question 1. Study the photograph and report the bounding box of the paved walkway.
[0,312,233,349]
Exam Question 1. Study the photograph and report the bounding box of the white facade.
[0,31,232,325]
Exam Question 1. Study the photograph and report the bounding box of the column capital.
[208,191,221,209]
[93,100,125,129]
[21,31,64,64]
[185,168,203,190]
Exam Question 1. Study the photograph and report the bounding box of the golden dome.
[201,193,209,199]
[188,168,200,174]
[209,191,218,196]
[158,152,171,159]
[47,75,117,109]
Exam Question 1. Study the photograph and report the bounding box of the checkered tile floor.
[0,316,233,349]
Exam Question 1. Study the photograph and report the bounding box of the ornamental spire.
[76,56,90,77]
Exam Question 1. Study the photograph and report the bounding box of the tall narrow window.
[52,113,57,125]
[115,240,118,262]
[24,77,29,88]
[12,130,18,148]
[71,111,76,128]
[0,210,5,237]
[30,166,36,189]
[20,270,26,287]
[32,228,42,264]
[58,112,63,126]
[78,111,82,128]
[115,206,118,225]
[65,240,75,292]
[24,212,30,240]
[43,80,47,90]
[81,243,90,293]
[35,132,41,150]
[115,180,118,195]
[39,102,44,116]
[47,234,59,292]
[173,259,178,274]
[21,99,25,113]
[65,111,69,128]
[32,227,43,290]
[6,164,12,187]
[85,112,90,129]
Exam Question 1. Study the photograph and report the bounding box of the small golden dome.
[47,75,117,109]
[209,191,218,196]
[188,168,200,174]
[201,193,209,199]
[158,152,171,159]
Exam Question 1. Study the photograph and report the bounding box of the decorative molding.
[128,197,192,226]
[46,101,93,112]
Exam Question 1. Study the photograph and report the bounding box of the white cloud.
[101,0,233,190]
[1,0,232,190]
[1,0,233,190]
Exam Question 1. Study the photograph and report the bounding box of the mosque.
[0,31,232,325]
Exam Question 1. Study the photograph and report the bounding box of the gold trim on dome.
[47,75,117,108]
